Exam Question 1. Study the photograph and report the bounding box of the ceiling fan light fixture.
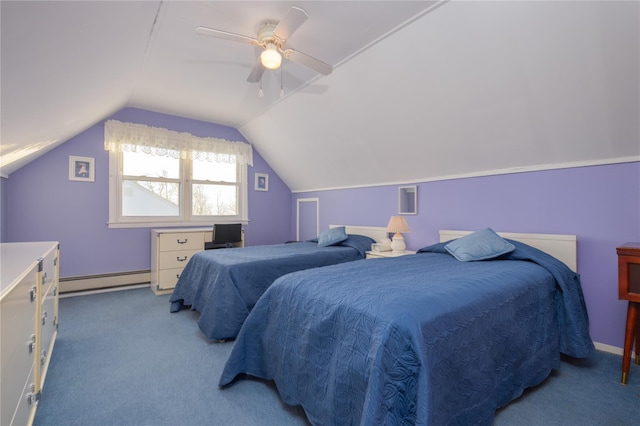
[260,43,282,70]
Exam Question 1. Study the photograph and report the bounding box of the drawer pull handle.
[177,238,188,244]
[176,256,188,262]
[27,335,36,354]
[42,311,47,325]
[176,274,181,279]
[26,384,40,405]
[29,286,37,302]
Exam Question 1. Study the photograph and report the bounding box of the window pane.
[123,145,180,179]
[192,152,237,183]
[122,180,179,216]
[192,184,237,216]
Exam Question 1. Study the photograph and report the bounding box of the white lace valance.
[104,120,253,166]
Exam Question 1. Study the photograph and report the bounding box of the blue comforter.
[169,235,374,340]
[220,241,594,425]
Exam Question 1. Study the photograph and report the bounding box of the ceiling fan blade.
[283,49,333,76]
[195,26,259,46]
[273,6,308,42]
[246,60,265,83]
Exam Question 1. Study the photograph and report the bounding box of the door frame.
[296,197,319,242]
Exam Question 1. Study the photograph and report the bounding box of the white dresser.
[1,242,59,426]
[150,228,243,295]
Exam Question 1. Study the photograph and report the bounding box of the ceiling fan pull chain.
[280,64,284,98]
[259,75,264,98]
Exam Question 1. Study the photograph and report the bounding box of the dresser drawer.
[1,242,59,426]
[158,250,198,270]
[39,286,57,376]
[0,282,38,426]
[158,268,184,290]
[158,233,204,252]
[40,248,57,291]
[12,364,36,426]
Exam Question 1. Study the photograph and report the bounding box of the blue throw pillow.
[317,227,348,247]
[445,227,515,262]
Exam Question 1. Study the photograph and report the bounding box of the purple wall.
[6,108,292,277]
[293,162,640,350]
[0,177,7,242]
[5,105,639,350]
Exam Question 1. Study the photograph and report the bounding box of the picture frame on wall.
[69,156,95,182]
[398,186,417,214]
[255,172,269,191]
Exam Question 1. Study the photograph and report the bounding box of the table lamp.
[387,215,410,252]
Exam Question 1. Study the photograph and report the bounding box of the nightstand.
[617,242,640,384]
[366,250,416,259]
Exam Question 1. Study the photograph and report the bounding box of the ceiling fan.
[195,5,333,84]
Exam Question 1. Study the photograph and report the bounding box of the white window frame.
[105,121,250,229]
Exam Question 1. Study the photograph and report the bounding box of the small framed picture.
[255,173,269,191]
[69,156,95,182]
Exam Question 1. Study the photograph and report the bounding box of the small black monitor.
[213,223,242,245]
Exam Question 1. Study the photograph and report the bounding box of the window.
[105,120,252,228]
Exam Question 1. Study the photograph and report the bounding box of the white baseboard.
[60,270,150,294]
[594,341,636,358]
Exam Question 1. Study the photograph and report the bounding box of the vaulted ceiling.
[2,1,638,191]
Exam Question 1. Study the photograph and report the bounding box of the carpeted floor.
[33,287,639,425]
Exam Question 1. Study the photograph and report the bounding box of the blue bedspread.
[220,242,594,425]
[169,235,374,340]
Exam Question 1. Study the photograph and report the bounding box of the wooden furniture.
[616,242,640,384]
[151,228,244,295]
[366,250,416,259]
[1,242,59,426]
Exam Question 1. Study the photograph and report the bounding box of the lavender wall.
[6,108,292,277]
[0,177,7,242]
[293,162,640,349]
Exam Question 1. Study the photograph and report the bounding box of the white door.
[297,198,319,242]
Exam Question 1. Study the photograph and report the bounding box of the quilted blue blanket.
[220,242,594,425]
[169,235,374,340]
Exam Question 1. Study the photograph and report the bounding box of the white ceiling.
[1,1,638,191]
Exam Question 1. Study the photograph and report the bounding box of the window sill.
[107,219,249,229]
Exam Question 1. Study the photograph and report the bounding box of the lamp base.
[390,234,406,252]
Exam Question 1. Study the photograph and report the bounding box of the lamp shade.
[387,216,410,234]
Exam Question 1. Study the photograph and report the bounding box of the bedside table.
[366,250,416,259]
[617,242,640,384]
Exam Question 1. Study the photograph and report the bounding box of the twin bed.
[215,229,594,425]
[169,225,388,340]
[169,226,594,425]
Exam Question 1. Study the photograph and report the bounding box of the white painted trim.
[594,341,625,356]
[296,198,319,241]
[60,270,150,293]
[106,219,249,229]
[291,156,640,193]
[60,283,150,298]
[107,149,249,228]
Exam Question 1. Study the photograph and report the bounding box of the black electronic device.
[205,223,242,250]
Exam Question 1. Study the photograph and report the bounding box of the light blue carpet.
[33,287,639,425]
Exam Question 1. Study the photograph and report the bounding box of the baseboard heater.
[60,270,151,293]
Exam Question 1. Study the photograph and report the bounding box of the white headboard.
[330,225,389,243]
[439,230,577,272]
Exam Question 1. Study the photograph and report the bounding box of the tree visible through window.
[105,120,251,227]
